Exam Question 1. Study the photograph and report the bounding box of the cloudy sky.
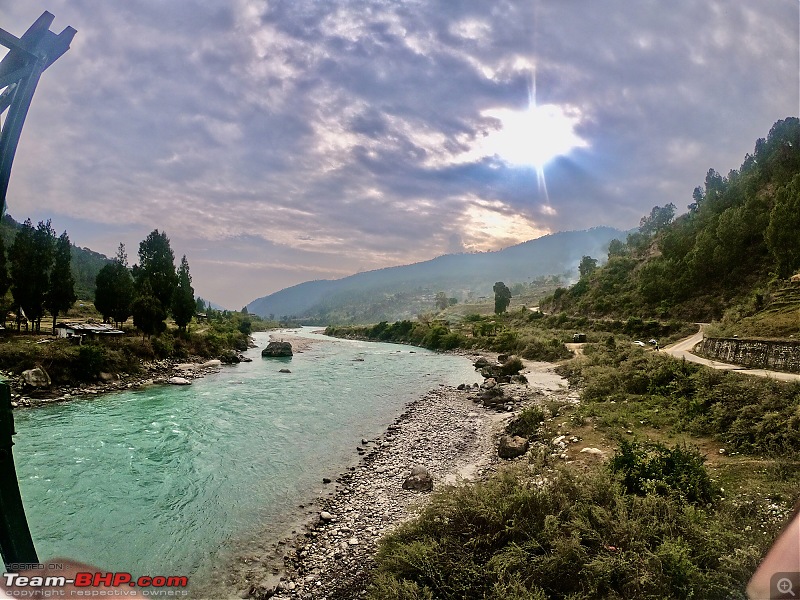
[2,1,798,309]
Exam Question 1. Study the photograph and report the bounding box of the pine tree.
[94,243,134,328]
[45,231,77,333]
[132,279,166,339]
[136,230,177,312]
[172,255,195,333]
[9,219,55,331]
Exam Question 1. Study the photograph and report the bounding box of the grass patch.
[370,455,772,599]
[558,343,800,458]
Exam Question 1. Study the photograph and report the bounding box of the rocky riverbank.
[229,357,569,600]
[6,354,251,408]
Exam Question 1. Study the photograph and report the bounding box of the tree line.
[0,218,77,332]
[95,229,195,337]
[0,221,196,337]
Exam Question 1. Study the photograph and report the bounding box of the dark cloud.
[2,0,797,308]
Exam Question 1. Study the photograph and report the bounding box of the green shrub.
[608,440,721,506]
[499,356,524,376]
[76,345,108,380]
[520,338,571,362]
[439,332,463,351]
[151,335,174,359]
[491,330,520,354]
[505,406,544,438]
[370,465,766,600]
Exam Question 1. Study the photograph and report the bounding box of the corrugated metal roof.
[56,322,124,334]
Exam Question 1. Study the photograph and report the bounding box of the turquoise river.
[11,328,481,590]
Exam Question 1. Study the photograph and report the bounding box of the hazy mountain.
[246,227,624,323]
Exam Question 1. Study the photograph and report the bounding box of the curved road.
[663,326,800,382]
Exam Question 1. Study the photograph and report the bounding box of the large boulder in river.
[219,350,241,364]
[168,376,191,385]
[261,341,293,357]
[22,367,51,388]
[402,465,434,492]
[498,435,529,459]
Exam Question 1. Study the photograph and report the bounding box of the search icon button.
[771,573,800,599]
[778,577,796,596]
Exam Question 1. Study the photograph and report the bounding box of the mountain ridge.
[246,226,625,323]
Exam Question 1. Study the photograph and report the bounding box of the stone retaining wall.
[698,337,800,373]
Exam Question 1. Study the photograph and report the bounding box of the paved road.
[663,326,800,382]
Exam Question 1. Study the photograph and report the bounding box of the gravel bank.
[232,358,570,600]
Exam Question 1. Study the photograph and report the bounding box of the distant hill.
[246,227,624,324]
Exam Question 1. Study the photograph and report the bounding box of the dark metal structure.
[0,387,37,568]
[0,11,75,571]
[0,11,75,213]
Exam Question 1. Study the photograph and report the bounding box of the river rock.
[262,341,293,357]
[219,351,241,364]
[279,368,291,373]
[22,367,51,388]
[238,586,253,599]
[257,573,283,598]
[167,376,191,385]
[402,465,433,492]
[498,435,529,459]
[480,386,505,408]
[580,447,605,457]
[473,357,491,369]
[200,359,223,369]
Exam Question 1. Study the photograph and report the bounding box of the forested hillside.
[543,117,800,321]
[247,227,623,324]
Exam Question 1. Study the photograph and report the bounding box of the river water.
[11,328,480,588]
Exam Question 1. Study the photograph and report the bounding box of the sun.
[480,103,587,169]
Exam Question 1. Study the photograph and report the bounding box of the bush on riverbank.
[370,451,767,600]
[324,319,573,360]
[609,440,721,506]
[504,405,545,439]
[559,343,800,457]
[325,321,470,351]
